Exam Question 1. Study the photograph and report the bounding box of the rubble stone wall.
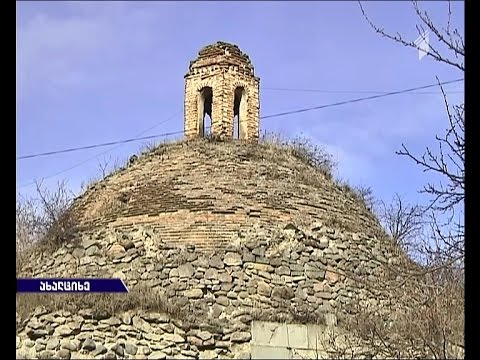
[18,223,400,359]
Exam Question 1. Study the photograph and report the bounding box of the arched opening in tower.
[198,87,213,137]
[233,87,247,139]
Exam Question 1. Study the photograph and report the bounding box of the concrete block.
[251,321,287,346]
[307,324,328,350]
[290,349,320,359]
[286,324,308,349]
[251,345,290,359]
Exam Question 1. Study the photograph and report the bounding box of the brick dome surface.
[69,140,381,252]
[17,140,413,360]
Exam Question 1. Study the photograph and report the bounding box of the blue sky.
[16,1,464,212]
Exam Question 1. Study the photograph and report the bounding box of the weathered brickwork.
[16,140,428,359]
[184,42,260,141]
[68,140,381,252]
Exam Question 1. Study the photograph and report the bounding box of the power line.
[262,87,464,94]
[17,130,184,161]
[16,109,183,189]
[16,78,463,162]
[259,78,463,120]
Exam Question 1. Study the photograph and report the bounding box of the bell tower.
[184,41,260,141]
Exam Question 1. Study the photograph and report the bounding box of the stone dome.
[16,139,411,359]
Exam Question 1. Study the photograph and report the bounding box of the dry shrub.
[336,180,376,211]
[354,3,465,357]
[16,196,42,273]
[335,261,464,359]
[139,140,160,155]
[16,285,186,329]
[16,283,231,334]
[16,181,77,274]
[259,131,336,177]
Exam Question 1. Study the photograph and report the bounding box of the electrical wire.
[260,78,463,120]
[16,109,183,189]
[17,78,462,161]
[16,77,464,189]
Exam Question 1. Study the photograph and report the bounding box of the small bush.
[16,181,77,273]
[140,140,159,154]
[337,180,377,211]
[16,285,183,327]
[288,136,335,171]
[260,132,337,176]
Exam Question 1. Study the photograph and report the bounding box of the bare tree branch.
[346,3,465,358]
[378,193,424,257]
[358,1,464,71]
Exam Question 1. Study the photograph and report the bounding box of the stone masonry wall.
[184,42,260,140]
[18,222,403,359]
[16,139,407,360]
[250,321,352,359]
[17,308,245,360]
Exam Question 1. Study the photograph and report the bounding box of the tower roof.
[187,41,254,75]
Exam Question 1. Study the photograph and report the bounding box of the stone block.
[251,321,288,347]
[290,349,321,359]
[286,324,308,349]
[251,345,289,359]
